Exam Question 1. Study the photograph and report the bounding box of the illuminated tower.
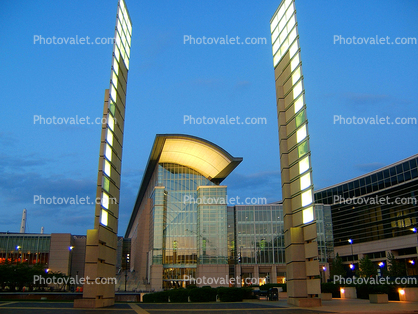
[74,0,132,308]
[270,0,321,307]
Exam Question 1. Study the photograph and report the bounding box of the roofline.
[125,134,242,237]
[315,153,418,193]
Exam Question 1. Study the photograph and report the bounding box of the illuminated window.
[273,37,280,55]
[105,144,112,161]
[108,114,115,131]
[295,109,306,128]
[106,129,114,146]
[296,124,307,143]
[113,58,119,76]
[109,101,116,116]
[271,28,279,45]
[300,172,311,190]
[287,14,296,31]
[279,29,287,47]
[303,206,314,224]
[102,192,110,209]
[294,95,304,114]
[292,67,301,86]
[126,32,132,47]
[110,85,117,102]
[293,81,302,99]
[127,20,132,36]
[298,141,308,158]
[116,33,121,50]
[114,46,120,62]
[285,0,293,11]
[301,189,313,207]
[291,53,300,72]
[299,156,309,174]
[112,71,118,89]
[102,176,110,192]
[104,160,111,177]
[101,209,108,226]
[288,27,297,44]
[117,20,123,37]
[279,15,287,33]
[289,41,298,59]
[273,53,280,67]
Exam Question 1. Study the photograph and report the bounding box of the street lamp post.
[16,246,21,264]
[125,253,129,292]
[348,239,354,271]
[69,246,74,291]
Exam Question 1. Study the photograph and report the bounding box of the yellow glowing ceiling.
[159,138,231,180]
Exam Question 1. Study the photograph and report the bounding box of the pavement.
[0,299,417,314]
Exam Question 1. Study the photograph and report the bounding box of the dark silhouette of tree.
[356,255,377,277]
[385,252,406,277]
[330,253,347,279]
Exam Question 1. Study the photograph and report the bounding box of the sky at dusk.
[1,0,417,236]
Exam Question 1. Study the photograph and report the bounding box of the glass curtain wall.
[151,163,228,288]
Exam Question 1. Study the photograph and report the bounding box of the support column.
[270,0,321,307]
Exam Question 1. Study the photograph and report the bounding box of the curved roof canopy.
[147,134,242,182]
[125,134,242,237]
[159,137,236,181]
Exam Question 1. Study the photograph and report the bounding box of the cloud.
[224,170,281,203]
[140,32,175,71]
[191,78,222,87]
[234,80,251,90]
[122,168,144,179]
[0,153,51,170]
[0,132,18,147]
[0,153,96,208]
[343,93,390,106]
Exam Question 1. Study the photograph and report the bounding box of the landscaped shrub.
[387,285,400,301]
[259,283,287,292]
[321,282,340,298]
[217,287,244,302]
[242,287,257,299]
[189,286,217,302]
[356,284,390,299]
[142,293,154,303]
[142,291,169,303]
[168,289,189,303]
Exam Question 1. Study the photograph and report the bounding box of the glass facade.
[0,233,50,265]
[314,155,418,247]
[233,204,333,264]
[197,186,228,264]
[149,163,227,288]
[235,205,285,264]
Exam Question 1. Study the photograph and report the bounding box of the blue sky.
[1,0,417,236]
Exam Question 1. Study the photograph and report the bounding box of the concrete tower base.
[288,297,322,307]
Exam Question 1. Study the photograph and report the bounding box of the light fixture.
[378,262,384,267]
[349,264,355,270]
[408,260,415,265]
[322,266,326,271]
[340,288,345,293]
[411,227,417,233]
[399,289,405,295]
[348,239,353,244]
[69,246,74,251]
